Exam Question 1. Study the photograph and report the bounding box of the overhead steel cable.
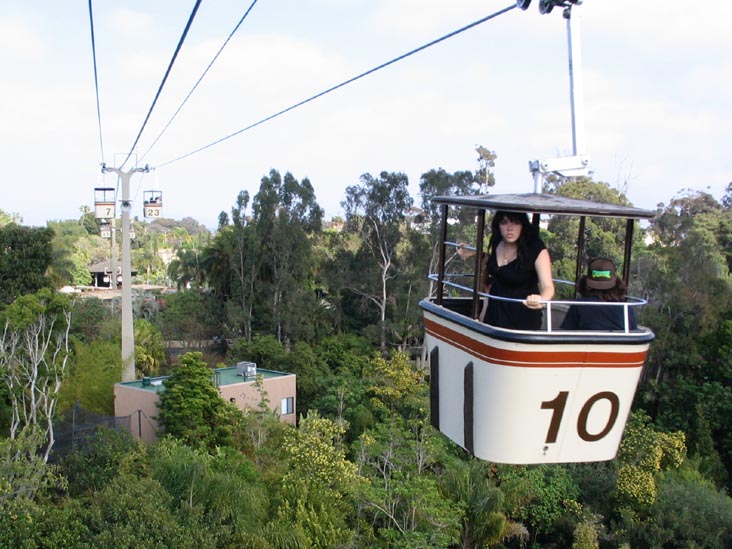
[155,3,517,169]
[87,0,105,165]
[140,0,260,164]
[121,0,203,168]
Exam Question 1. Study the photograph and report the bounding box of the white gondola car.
[143,190,163,218]
[420,193,655,464]
[99,221,111,239]
[94,187,116,219]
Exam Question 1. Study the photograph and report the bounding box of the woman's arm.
[525,248,555,309]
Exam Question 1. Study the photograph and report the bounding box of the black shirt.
[560,296,637,331]
[485,238,545,330]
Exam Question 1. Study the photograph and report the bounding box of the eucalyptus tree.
[204,190,255,340]
[252,170,324,344]
[0,290,71,471]
[640,190,732,389]
[343,171,413,349]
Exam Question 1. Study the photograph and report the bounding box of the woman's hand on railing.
[524,294,545,310]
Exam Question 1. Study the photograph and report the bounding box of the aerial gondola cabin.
[143,190,163,219]
[420,192,655,464]
[99,221,111,239]
[94,187,116,219]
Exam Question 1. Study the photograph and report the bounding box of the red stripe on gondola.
[424,318,647,368]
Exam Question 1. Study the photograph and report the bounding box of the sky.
[1,0,731,230]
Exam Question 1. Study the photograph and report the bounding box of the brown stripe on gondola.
[430,346,439,431]
[424,318,647,368]
[464,362,474,454]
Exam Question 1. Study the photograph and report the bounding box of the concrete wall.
[113,385,161,444]
[219,374,297,426]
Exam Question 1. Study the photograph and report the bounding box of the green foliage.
[0,427,67,502]
[653,376,732,488]
[157,352,239,450]
[236,404,290,472]
[439,459,508,547]
[343,171,414,349]
[419,167,481,234]
[0,208,22,227]
[58,339,121,414]
[0,287,70,330]
[571,514,601,549]
[154,290,223,345]
[279,412,360,547]
[148,437,267,537]
[312,371,374,442]
[615,411,686,514]
[279,340,328,417]
[282,412,359,498]
[250,170,326,342]
[496,464,581,541]
[0,223,54,304]
[69,297,112,342]
[640,189,732,390]
[228,333,286,370]
[566,461,617,521]
[366,351,427,421]
[61,313,163,414]
[83,474,209,548]
[133,318,165,377]
[650,320,732,487]
[47,219,95,286]
[131,223,168,285]
[0,497,90,549]
[617,469,732,548]
[59,427,139,497]
[356,419,462,547]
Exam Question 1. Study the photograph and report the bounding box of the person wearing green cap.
[560,257,637,331]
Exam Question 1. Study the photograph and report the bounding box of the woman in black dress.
[480,211,555,330]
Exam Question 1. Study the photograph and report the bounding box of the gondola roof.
[432,193,655,219]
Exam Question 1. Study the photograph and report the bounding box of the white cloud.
[0,17,45,62]
[106,8,154,36]
[585,0,732,52]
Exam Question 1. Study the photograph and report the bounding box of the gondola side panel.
[423,309,649,464]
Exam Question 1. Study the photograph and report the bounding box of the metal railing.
[428,272,646,334]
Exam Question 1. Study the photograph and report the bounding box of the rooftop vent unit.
[236,361,257,377]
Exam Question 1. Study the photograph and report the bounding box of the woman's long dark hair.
[488,210,538,265]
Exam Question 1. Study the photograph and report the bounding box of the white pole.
[101,164,149,382]
[566,7,585,157]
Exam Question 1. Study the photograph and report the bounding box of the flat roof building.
[114,364,296,443]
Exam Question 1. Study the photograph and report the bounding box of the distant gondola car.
[94,187,116,219]
[420,193,655,464]
[99,221,111,239]
[143,190,163,218]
